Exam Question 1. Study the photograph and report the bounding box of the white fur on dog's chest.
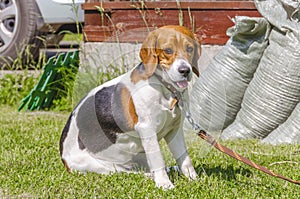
[143,102,182,140]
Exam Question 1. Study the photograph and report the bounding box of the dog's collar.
[153,72,184,110]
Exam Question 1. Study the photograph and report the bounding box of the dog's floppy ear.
[192,39,201,77]
[139,30,159,77]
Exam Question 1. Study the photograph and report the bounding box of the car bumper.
[35,0,84,24]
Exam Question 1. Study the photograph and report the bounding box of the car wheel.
[0,0,44,69]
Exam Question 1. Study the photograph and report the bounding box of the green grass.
[62,33,83,43]
[1,105,300,198]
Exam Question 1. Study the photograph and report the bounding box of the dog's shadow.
[195,164,253,181]
[166,164,253,183]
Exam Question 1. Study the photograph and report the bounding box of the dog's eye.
[164,48,174,55]
[186,46,194,53]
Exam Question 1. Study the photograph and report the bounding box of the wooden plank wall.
[83,1,261,44]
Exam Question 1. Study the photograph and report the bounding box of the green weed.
[0,72,38,107]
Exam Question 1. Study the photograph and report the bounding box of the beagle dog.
[59,25,201,189]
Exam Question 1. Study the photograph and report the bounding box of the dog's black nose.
[178,65,191,77]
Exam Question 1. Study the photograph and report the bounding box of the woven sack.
[222,0,300,139]
[189,16,270,132]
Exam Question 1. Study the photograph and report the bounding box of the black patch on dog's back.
[94,85,123,143]
[77,94,115,154]
[75,83,136,154]
[94,83,135,143]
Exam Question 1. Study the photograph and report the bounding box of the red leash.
[197,130,300,185]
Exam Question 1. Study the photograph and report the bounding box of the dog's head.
[138,25,201,89]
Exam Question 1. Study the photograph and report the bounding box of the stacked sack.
[189,16,270,133]
[189,0,300,144]
[260,0,300,145]
[221,0,300,141]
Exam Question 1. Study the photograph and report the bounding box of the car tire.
[0,0,44,69]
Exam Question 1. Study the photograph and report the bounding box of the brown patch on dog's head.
[160,26,201,77]
[161,25,196,39]
[132,25,201,84]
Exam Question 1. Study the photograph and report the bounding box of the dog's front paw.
[181,165,198,180]
[155,179,175,190]
[177,155,198,180]
[154,169,174,190]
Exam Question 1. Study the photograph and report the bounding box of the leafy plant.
[51,60,79,111]
[0,73,38,107]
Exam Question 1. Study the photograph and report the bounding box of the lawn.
[1,105,300,198]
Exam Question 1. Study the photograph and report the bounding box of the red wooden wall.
[83,1,261,44]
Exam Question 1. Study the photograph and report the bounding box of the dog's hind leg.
[60,116,113,174]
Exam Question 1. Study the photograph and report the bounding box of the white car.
[0,0,84,68]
